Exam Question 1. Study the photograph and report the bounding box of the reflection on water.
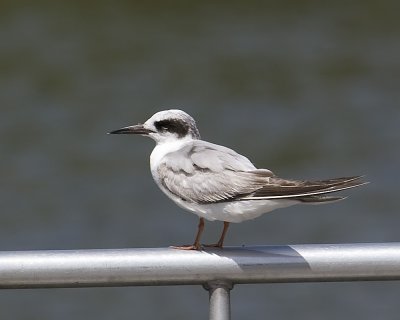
[0,1,399,320]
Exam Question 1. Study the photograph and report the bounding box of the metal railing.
[1,243,400,319]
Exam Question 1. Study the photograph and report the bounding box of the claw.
[170,218,205,251]
[203,242,223,248]
[170,243,202,250]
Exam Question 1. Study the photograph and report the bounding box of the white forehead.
[145,109,195,124]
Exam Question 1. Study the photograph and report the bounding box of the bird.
[109,109,367,250]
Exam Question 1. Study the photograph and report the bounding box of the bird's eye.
[154,119,189,138]
[155,120,174,132]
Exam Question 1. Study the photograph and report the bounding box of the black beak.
[108,124,154,135]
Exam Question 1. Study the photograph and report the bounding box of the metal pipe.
[205,281,233,320]
[0,243,400,289]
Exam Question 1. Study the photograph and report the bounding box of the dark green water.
[1,1,399,319]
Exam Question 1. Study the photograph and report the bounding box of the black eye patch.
[154,119,189,138]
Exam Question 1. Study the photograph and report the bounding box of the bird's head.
[109,109,201,144]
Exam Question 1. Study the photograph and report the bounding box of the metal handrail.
[1,243,400,319]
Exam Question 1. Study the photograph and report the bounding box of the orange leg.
[171,217,205,250]
[204,221,230,248]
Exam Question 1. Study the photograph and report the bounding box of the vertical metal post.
[204,281,233,320]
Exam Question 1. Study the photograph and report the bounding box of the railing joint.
[203,280,234,292]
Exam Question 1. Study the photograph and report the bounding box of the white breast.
[150,138,192,189]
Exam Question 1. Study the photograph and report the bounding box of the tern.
[109,109,367,250]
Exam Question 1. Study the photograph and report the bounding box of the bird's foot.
[170,243,202,250]
[203,242,223,248]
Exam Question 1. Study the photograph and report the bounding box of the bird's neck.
[150,137,193,170]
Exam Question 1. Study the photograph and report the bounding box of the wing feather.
[243,176,367,200]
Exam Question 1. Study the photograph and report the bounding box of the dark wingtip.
[297,195,348,203]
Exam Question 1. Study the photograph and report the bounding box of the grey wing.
[158,141,274,204]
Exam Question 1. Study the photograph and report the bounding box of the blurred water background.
[0,1,399,319]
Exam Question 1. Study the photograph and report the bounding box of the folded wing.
[158,141,367,204]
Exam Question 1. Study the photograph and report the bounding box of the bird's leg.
[204,221,230,248]
[170,217,205,250]
[192,217,205,249]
